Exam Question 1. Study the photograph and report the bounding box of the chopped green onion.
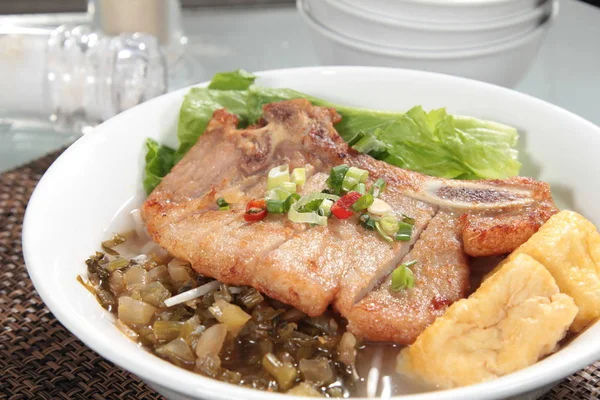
[326,164,349,194]
[359,214,376,230]
[342,167,368,192]
[294,193,340,209]
[291,167,306,186]
[380,214,399,236]
[369,178,387,198]
[351,193,374,212]
[281,181,297,194]
[391,261,417,291]
[288,207,327,226]
[216,197,229,211]
[267,164,290,190]
[402,214,415,225]
[267,187,292,201]
[318,199,334,217]
[267,199,286,214]
[299,199,323,213]
[375,221,393,243]
[356,183,366,195]
[288,193,339,226]
[395,222,413,241]
[352,133,388,156]
[284,193,301,212]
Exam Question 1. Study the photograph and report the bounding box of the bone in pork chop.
[142,99,557,344]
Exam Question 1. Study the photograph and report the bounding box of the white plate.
[340,0,548,24]
[299,0,557,88]
[24,66,600,400]
[306,0,552,50]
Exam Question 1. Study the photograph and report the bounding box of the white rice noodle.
[228,287,242,294]
[130,208,151,240]
[164,280,221,308]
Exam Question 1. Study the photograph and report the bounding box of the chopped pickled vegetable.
[262,352,298,390]
[141,281,171,307]
[115,319,139,341]
[156,337,195,365]
[85,231,360,395]
[118,296,157,325]
[106,256,129,272]
[238,287,264,309]
[196,323,228,377]
[209,299,251,336]
[154,320,184,342]
[299,358,334,384]
[101,233,126,255]
[147,264,169,282]
[167,258,192,282]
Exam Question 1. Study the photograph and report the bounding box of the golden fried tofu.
[397,253,577,389]
[490,210,600,332]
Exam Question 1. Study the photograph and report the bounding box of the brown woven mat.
[1,150,599,400]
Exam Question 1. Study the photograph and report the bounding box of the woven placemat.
[1,150,599,400]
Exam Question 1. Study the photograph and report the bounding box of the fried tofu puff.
[397,253,577,389]
[498,210,600,332]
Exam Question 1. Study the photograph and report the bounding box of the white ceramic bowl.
[341,0,548,24]
[24,66,600,400]
[306,0,552,50]
[299,0,557,87]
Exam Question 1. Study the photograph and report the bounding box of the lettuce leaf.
[176,88,250,161]
[143,70,521,194]
[208,69,256,90]
[143,138,176,194]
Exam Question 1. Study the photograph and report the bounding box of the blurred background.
[0,0,598,14]
[1,0,599,172]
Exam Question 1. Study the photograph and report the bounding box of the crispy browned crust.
[142,99,559,343]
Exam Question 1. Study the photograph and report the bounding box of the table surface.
[1,0,600,173]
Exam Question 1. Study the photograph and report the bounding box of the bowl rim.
[345,0,543,8]
[299,0,557,59]
[324,0,551,32]
[23,66,600,400]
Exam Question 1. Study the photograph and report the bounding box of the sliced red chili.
[331,191,361,219]
[244,199,268,222]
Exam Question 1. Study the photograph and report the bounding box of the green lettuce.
[143,70,521,193]
[143,138,176,194]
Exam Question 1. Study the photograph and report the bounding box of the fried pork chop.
[142,99,557,344]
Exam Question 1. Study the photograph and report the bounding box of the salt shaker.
[45,25,167,134]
